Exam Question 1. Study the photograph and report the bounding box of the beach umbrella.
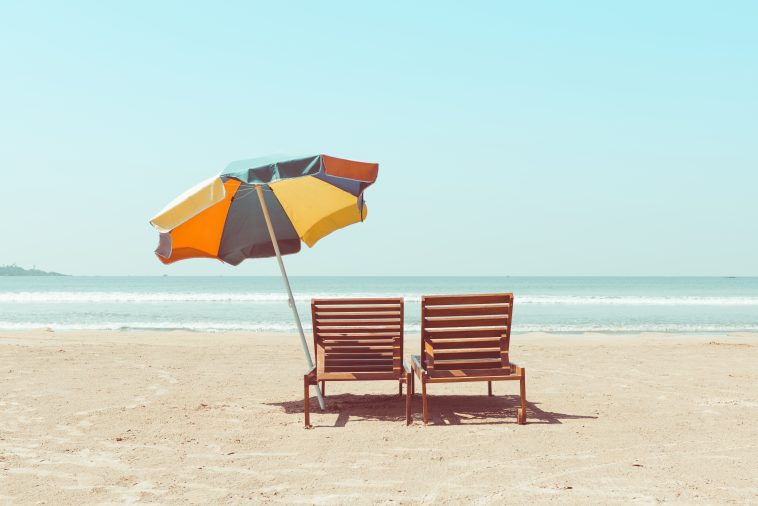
[149,154,379,409]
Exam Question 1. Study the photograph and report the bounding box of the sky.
[0,1,756,276]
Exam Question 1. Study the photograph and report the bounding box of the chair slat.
[325,352,394,359]
[425,328,505,339]
[314,298,402,305]
[433,349,503,360]
[319,329,400,339]
[425,304,510,317]
[315,312,400,320]
[423,316,509,328]
[318,371,399,380]
[425,368,515,381]
[316,325,401,333]
[314,306,401,314]
[423,294,512,305]
[325,357,394,364]
[316,318,400,325]
[428,337,502,349]
[324,364,394,372]
[323,343,397,349]
[432,357,503,368]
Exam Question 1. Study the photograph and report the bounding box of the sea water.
[0,276,757,333]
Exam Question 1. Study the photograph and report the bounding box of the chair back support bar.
[421,293,513,377]
[312,298,404,380]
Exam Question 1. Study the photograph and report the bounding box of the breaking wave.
[2,292,758,305]
[2,321,757,333]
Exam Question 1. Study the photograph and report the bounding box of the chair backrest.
[312,298,404,380]
[421,293,513,374]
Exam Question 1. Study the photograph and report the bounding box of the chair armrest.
[411,355,426,379]
[509,362,524,375]
[402,360,412,375]
[304,365,317,381]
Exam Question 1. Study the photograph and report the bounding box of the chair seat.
[411,355,521,383]
[317,370,406,381]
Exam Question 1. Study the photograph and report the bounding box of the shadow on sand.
[269,393,597,427]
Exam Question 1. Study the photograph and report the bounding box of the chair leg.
[518,369,527,425]
[421,378,429,424]
[405,372,412,425]
[321,381,326,397]
[399,380,403,397]
[488,381,493,396]
[304,378,312,429]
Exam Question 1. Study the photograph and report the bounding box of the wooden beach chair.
[411,293,527,424]
[304,297,412,428]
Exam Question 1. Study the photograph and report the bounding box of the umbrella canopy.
[149,153,379,411]
[150,154,378,265]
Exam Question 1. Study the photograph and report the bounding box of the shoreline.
[2,328,757,339]
[3,328,758,337]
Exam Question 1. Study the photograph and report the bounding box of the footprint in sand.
[156,369,178,384]
[147,385,168,396]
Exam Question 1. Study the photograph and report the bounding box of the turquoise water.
[0,276,757,333]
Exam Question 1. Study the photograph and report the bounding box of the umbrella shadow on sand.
[270,394,597,427]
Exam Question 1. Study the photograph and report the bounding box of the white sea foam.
[0,291,334,303]
[521,295,758,306]
[0,321,300,332]
[1,321,757,333]
[1,292,758,305]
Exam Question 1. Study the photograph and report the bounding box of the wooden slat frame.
[307,298,413,427]
[421,293,514,375]
[412,294,525,425]
[313,297,404,379]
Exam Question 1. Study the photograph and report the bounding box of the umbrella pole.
[255,185,325,410]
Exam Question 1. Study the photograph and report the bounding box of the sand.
[1,330,756,505]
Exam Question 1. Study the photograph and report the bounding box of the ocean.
[0,276,757,333]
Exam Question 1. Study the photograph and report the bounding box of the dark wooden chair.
[411,293,526,424]
[304,297,412,428]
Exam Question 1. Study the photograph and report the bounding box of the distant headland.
[0,264,67,276]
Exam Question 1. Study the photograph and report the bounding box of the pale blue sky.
[1,1,756,276]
